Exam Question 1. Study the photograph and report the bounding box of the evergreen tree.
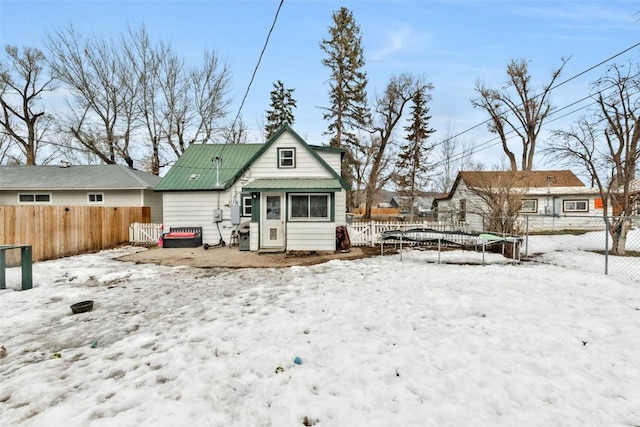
[395,87,435,222]
[264,80,296,139]
[320,7,369,149]
[320,7,370,210]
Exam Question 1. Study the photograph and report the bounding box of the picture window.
[563,200,588,212]
[289,194,329,220]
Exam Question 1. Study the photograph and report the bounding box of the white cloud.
[370,25,426,61]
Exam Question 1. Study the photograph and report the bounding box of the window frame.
[242,194,252,217]
[87,193,104,204]
[288,193,330,221]
[278,147,296,169]
[459,198,466,221]
[563,199,589,213]
[520,199,538,213]
[18,193,52,204]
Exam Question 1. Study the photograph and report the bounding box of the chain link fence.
[521,215,640,283]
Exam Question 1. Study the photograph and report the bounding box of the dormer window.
[278,148,295,168]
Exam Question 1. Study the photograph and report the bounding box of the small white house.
[155,125,349,252]
[435,170,604,232]
[0,164,163,223]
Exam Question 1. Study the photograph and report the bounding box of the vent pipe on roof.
[213,156,221,187]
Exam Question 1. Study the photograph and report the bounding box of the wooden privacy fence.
[347,220,470,246]
[0,206,151,262]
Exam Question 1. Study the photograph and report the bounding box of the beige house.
[435,170,603,232]
[155,125,349,252]
[0,164,163,223]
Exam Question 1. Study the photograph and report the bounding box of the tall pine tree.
[320,7,370,209]
[320,7,369,148]
[264,80,296,139]
[396,87,435,222]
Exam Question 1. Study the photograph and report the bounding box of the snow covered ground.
[1,239,639,426]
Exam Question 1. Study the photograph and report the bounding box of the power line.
[230,0,284,135]
[437,70,640,168]
[432,42,640,168]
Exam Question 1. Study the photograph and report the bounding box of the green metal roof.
[155,144,262,191]
[243,178,344,192]
[156,124,350,192]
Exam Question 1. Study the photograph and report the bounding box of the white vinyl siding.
[315,150,342,173]
[250,133,335,180]
[142,190,164,223]
[286,222,336,251]
[163,191,236,245]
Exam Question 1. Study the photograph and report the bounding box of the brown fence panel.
[0,206,150,262]
[351,207,400,216]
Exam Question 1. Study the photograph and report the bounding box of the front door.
[261,193,285,248]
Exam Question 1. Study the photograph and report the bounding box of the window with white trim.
[278,148,295,168]
[563,199,588,212]
[88,193,104,204]
[289,194,329,220]
[459,198,466,221]
[18,193,51,203]
[242,195,252,216]
[520,199,537,213]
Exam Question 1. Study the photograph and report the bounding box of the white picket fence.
[128,221,469,247]
[347,221,470,247]
[129,222,162,245]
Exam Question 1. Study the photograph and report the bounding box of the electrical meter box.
[230,205,241,225]
[213,208,223,223]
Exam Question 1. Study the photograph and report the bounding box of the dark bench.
[162,227,203,248]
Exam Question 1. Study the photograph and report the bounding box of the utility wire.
[431,44,640,168]
[431,41,640,156]
[229,0,284,137]
[439,72,640,168]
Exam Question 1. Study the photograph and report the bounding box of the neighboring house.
[435,170,603,232]
[0,164,163,223]
[155,124,349,252]
[390,194,438,219]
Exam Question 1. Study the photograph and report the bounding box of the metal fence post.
[525,215,529,257]
[605,216,609,276]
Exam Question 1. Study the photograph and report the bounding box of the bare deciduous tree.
[0,45,56,165]
[362,74,433,219]
[545,63,640,255]
[47,26,134,166]
[465,170,526,234]
[472,58,568,171]
[220,116,249,144]
[432,124,478,194]
[46,25,231,174]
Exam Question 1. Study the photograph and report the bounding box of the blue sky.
[1,0,639,167]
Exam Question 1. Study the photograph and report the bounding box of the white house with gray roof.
[0,164,163,223]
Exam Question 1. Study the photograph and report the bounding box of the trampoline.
[380,227,522,265]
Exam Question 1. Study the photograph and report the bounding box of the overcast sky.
[1,0,639,167]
